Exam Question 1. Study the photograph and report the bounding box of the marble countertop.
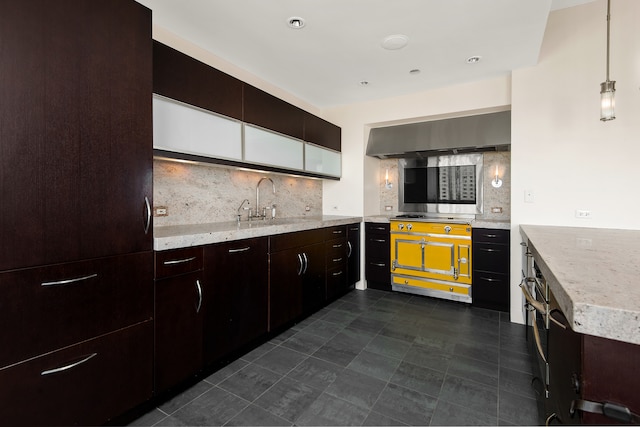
[364,215,510,230]
[154,215,362,251]
[520,224,640,345]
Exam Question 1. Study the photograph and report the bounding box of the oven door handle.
[520,282,547,314]
[531,309,547,363]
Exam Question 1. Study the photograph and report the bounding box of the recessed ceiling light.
[466,56,482,64]
[382,34,409,50]
[409,69,421,75]
[287,17,305,29]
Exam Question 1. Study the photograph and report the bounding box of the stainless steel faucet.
[255,177,275,220]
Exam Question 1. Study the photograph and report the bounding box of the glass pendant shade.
[600,80,616,121]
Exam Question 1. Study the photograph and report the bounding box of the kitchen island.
[520,224,640,345]
[520,224,640,424]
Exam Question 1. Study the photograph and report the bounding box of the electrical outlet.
[524,190,535,203]
[575,210,592,219]
[491,207,503,213]
[385,205,393,211]
[154,206,168,217]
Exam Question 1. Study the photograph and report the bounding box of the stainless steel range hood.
[366,110,511,159]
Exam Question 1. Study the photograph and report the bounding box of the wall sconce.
[491,165,503,188]
[385,168,393,189]
[600,0,616,121]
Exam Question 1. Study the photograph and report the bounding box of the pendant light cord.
[605,0,611,82]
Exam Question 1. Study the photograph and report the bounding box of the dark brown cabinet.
[472,228,510,311]
[365,222,391,291]
[303,112,342,151]
[0,1,154,424]
[325,226,349,301]
[0,0,153,271]
[0,321,153,426]
[243,84,305,140]
[547,302,640,425]
[203,237,268,365]
[153,41,243,120]
[154,247,204,393]
[269,229,325,331]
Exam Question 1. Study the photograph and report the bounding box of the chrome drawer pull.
[332,230,343,234]
[41,273,98,287]
[483,234,497,238]
[480,277,500,282]
[373,226,386,230]
[41,353,97,376]
[195,280,203,313]
[163,256,196,265]
[479,248,499,252]
[371,262,386,267]
[332,257,343,263]
[332,271,343,276]
[228,246,251,253]
[372,239,386,243]
[333,243,343,248]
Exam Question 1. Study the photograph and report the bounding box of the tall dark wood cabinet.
[0,1,154,424]
[347,223,362,286]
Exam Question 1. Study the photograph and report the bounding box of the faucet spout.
[236,199,250,222]
[256,177,276,218]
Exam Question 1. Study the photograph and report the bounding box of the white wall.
[510,0,640,323]
[322,77,512,217]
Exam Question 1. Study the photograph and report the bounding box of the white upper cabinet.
[305,143,341,177]
[243,124,304,171]
[153,95,242,161]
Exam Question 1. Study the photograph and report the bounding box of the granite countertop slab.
[154,215,362,251]
[364,215,510,230]
[520,224,640,345]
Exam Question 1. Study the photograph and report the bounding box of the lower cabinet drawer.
[0,321,153,426]
[392,275,471,296]
[0,252,153,368]
[365,258,389,280]
[326,265,347,301]
[472,270,510,311]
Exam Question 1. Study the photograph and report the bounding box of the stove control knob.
[407,224,413,231]
[398,223,404,230]
[444,226,452,233]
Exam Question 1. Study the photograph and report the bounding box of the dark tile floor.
[131,289,540,426]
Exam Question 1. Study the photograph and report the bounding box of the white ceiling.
[136,0,595,109]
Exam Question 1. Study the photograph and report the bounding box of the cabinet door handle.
[195,280,203,313]
[41,353,97,376]
[302,252,309,275]
[144,196,151,235]
[332,271,343,276]
[163,257,196,265]
[480,276,500,282]
[347,241,353,258]
[228,246,250,253]
[41,273,98,287]
[296,253,304,276]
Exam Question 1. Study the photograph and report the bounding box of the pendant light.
[600,0,615,121]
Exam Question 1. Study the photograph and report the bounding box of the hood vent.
[366,110,511,159]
